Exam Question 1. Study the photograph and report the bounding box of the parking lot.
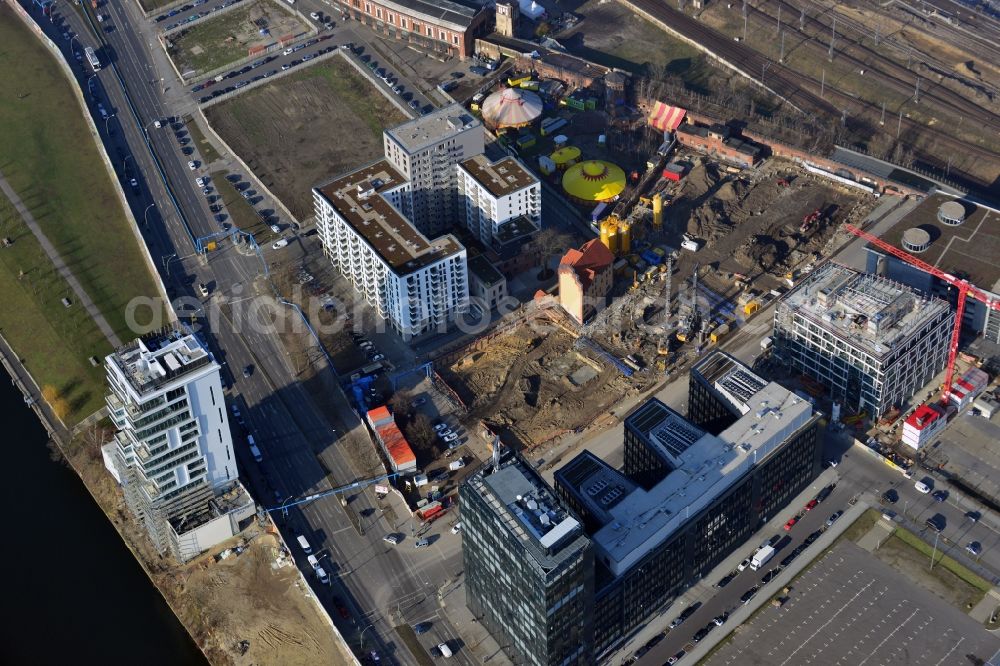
[706,541,1000,666]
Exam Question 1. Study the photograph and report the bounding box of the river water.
[0,378,206,665]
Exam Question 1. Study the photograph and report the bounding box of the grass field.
[561,0,719,90]
[0,195,109,421]
[167,1,307,75]
[205,56,407,219]
[0,11,162,422]
[209,170,275,242]
[183,116,221,164]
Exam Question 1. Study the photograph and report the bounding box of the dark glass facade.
[594,416,822,659]
[687,372,740,434]
[623,424,671,489]
[461,460,594,666]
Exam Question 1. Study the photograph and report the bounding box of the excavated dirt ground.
[443,322,646,449]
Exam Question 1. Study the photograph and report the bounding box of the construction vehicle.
[800,208,822,233]
[744,300,760,316]
[844,224,1000,402]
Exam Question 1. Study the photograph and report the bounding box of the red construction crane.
[843,223,1000,401]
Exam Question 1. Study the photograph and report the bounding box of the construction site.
[437,149,877,452]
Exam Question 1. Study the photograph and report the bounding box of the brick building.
[674,121,763,168]
[336,0,488,59]
[558,239,614,325]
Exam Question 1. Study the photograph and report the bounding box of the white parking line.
[933,635,965,666]
[779,580,875,666]
[857,608,918,665]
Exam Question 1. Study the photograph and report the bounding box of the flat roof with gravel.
[875,193,1000,292]
[314,159,463,273]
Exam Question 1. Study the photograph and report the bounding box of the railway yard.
[614,0,1000,188]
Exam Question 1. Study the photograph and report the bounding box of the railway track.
[621,0,1000,185]
[747,0,1000,133]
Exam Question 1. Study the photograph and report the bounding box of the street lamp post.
[929,531,940,570]
[143,204,155,227]
[360,624,375,650]
[104,115,116,136]
[281,495,294,518]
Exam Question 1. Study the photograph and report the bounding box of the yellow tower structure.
[653,193,663,228]
[619,220,631,254]
[606,219,619,255]
[600,219,612,251]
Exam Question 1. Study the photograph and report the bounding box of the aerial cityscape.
[1,0,999,662]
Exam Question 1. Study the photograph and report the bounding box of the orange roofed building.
[366,406,417,474]
[558,239,615,325]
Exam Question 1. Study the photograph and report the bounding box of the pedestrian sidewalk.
[856,514,895,552]
[0,171,122,348]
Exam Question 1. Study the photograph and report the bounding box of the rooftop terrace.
[314,160,463,273]
[109,330,213,397]
[778,263,951,359]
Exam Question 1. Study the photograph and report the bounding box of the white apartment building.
[314,159,469,340]
[772,263,954,418]
[457,154,540,247]
[104,330,252,561]
[383,104,484,236]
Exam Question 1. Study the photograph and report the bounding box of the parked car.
[783,517,798,531]
[737,557,752,572]
[243,365,253,378]
[713,612,729,626]
[826,510,843,527]
[967,541,982,556]
[383,534,401,545]
[414,538,430,548]
[932,490,948,502]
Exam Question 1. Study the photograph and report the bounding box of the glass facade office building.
[462,369,823,664]
[461,455,594,666]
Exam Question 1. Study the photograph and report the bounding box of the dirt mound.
[682,162,718,199]
[735,234,789,270]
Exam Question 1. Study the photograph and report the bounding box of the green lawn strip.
[0,17,162,341]
[892,527,991,592]
[283,57,408,136]
[393,624,435,666]
[837,507,882,544]
[184,116,222,164]
[210,170,274,242]
[0,194,109,423]
[169,4,266,73]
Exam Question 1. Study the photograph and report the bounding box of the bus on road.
[85,46,101,72]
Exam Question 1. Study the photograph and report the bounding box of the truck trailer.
[750,545,775,571]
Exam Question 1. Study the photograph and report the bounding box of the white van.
[247,435,263,462]
[437,643,453,658]
[315,566,329,584]
[297,534,312,553]
[307,554,320,569]
[914,481,931,494]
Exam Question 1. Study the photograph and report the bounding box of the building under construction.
[772,263,954,418]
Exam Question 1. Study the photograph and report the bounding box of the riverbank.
[0,329,350,664]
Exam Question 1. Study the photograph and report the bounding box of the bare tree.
[534,227,576,280]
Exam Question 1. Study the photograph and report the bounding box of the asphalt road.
[633,468,847,665]
[31,1,466,662]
